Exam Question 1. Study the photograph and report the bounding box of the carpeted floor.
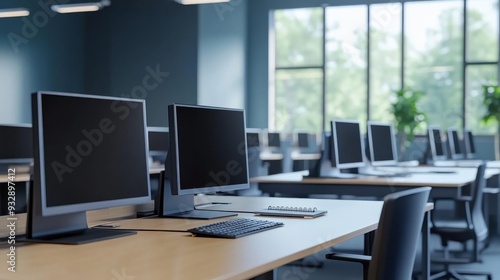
[277,234,500,280]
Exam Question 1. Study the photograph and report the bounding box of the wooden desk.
[2,196,399,280]
[0,198,382,279]
[251,167,500,235]
[487,160,500,168]
[251,167,499,198]
[0,173,30,183]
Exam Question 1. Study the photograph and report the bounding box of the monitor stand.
[27,180,136,245]
[155,170,237,220]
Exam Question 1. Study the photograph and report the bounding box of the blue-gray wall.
[198,1,247,110]
[83,0,199,127]
[0,0,87,124]
[0,0,200,127]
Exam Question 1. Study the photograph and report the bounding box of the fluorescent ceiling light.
[51,0,110,14]
[174,0,230,4]
[0,8,30,18]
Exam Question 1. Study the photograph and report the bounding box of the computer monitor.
[427,126,446,161]
[246,128,262,148]
[294,131,310,149]
[147,126,169,164]
[330,119,366,169]
[0,124,33,173]
[464,129,476,159]
[267,132,281,148]
[306,121,364,179]
[447,128,463,159]
[304,131,331,178]
[367,121,398,166]
[157,104,249,219]
[28,91,151,244]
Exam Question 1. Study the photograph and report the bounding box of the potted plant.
[390,88,426,161]
[482,84,500,159]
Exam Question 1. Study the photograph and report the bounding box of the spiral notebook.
[254,206,327,218]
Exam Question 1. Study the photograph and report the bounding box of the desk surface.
[487,160,500,169]
[3,196,386,280]
[251,167,499,188]
[0,172,30,183]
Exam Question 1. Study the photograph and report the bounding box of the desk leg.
[422,211,430,280]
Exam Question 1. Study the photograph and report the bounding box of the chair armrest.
[455,196,472,202]
[432,196,466,202]
[431,196,471,208]
[430,199,473,229]
[325,252,372,264]
[432,197,455,204]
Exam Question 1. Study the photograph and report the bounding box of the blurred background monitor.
[147,127,169,165]
[0,124,33,173]
[464,129,476,159]
[428,126,446,161]
[367,121,398,166]
[266,131,281,149]
[294,131,310,149]
[447,128,463,159]
[246,128,262,148]
[330,119,365,169]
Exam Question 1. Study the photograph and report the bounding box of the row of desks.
[0,164,496,279]
[0,195,434,280]
[251,165,500,234]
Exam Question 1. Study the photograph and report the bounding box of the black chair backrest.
[471,162,488,239]
[368,187,431,280]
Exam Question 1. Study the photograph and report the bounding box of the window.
[275,69,323,132]
[273,8,323,133]
[326,5,368,130]
[405,1,463,132]
[370,3,402,123]
[271,0,499,135]
[466,65,498,133]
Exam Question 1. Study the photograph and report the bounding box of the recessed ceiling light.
[0,8,30,18]
[51,0,110,14]
[174,0,230,5]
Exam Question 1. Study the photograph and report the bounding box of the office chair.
[325,187,431,280]
[429,162,492,280]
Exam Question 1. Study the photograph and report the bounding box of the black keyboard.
[187,218,284,239]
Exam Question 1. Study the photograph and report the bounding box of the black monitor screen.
[368,122,397,166]
[433,129,444,156]
[0,124,33,163]
[148,127,169,152]
[448,129,462,158]
[428,127,446,161]
[246,132,260,148]
[35,92,151,215]
[465,130,476,155]
[297,133,309,148]
[331,120,365,169]
[169,104,249,195]
[267,132,281,148]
